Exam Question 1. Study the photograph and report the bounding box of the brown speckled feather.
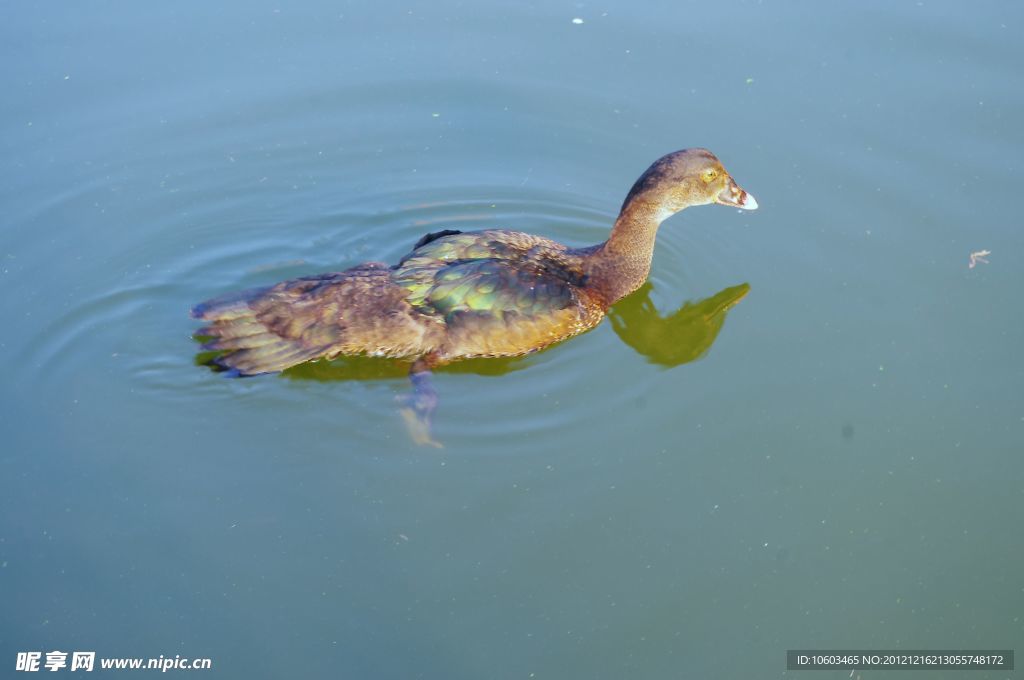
[192,231,606,375]
[193,264,447,375]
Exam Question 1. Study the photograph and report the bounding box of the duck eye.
[701,169,719,183]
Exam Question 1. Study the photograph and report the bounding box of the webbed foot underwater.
[191,148,757,443]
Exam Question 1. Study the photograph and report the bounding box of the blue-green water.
[2,2,1022,678]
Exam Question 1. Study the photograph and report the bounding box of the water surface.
[2,2,1022,678]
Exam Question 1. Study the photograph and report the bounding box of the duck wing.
[191,229,602,374]
[192,265,445,375]
[392,230,604,358]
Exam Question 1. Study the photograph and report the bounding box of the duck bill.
[716,177,758,210]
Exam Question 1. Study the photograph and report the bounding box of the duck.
[192,148,757,442]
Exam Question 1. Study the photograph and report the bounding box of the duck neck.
[585,200,669,305]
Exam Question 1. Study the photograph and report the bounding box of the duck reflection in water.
[606,281,749,367]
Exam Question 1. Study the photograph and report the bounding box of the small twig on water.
[969,249,991,269]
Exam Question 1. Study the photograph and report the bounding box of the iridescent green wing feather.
[389,230,597,358]
[392,230,581,320]
[428,258,576,317]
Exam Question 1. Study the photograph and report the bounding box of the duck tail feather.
[191,285,326,376]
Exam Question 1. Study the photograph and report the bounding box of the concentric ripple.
[6,70,753,452]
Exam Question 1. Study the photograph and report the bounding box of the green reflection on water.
[608,282,751,367]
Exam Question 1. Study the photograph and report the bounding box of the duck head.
[620,148,758,219]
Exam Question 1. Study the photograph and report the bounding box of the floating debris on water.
[968,249,991,269]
